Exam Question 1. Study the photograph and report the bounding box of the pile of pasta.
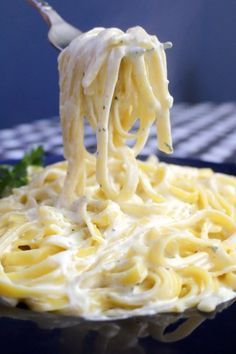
[0,26,236,319]
[0,158,236,318]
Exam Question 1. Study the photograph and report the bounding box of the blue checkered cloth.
[1,103,236,163]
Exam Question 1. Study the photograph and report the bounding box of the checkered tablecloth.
[1,103,236,163]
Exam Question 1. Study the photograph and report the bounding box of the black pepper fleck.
[19,245,31,251]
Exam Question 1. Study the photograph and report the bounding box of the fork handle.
[27,0,64,26]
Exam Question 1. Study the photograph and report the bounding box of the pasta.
[0,26,236,320]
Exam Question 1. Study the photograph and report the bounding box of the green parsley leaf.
[0,146,44,198]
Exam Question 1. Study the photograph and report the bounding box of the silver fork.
[27,0,82,51]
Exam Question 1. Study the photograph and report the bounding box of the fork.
[27,0,81,51]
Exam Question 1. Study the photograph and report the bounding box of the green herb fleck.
[165,142,173,153]
[0,146,44,198]
[146,47,154,53]
[211,246,218,253]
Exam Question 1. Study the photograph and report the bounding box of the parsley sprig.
[0,146,44,197]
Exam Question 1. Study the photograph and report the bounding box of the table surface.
[1,102,236,163]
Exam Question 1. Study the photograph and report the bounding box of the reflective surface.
[0,298,235,354]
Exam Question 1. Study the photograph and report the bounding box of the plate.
[0,154,236,354]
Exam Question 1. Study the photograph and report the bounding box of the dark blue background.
[1,0,236,128]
